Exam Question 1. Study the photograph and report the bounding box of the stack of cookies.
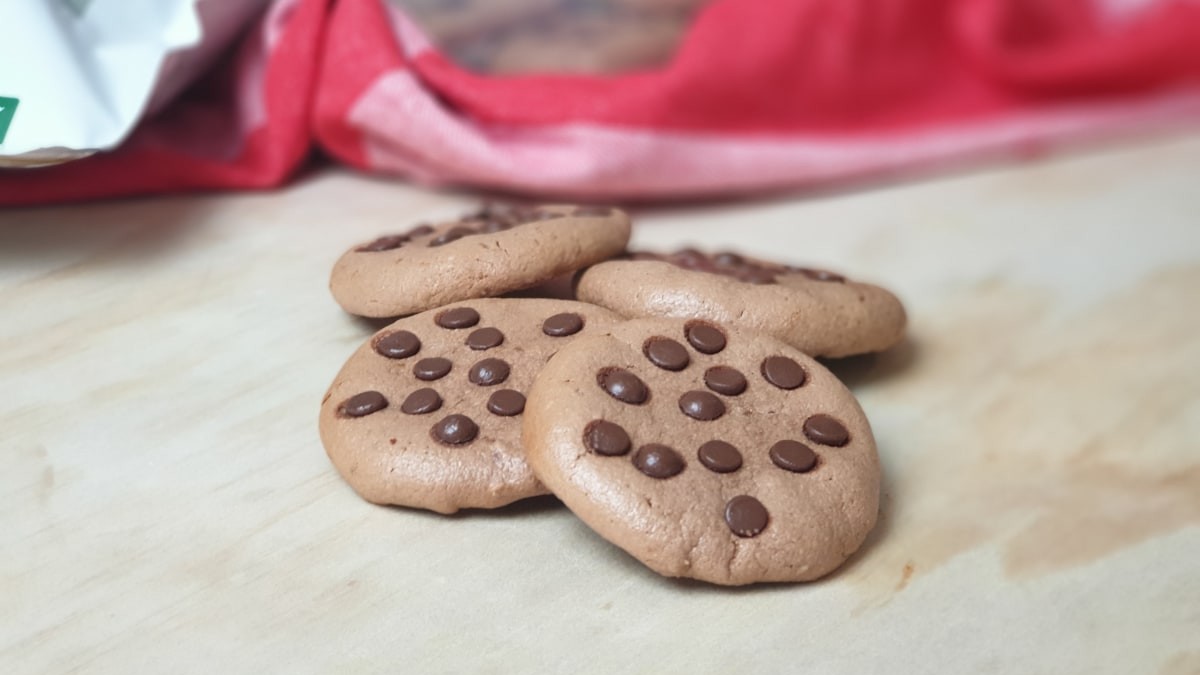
[320,204,906,585]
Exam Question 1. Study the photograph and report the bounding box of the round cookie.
[331,204,630,318]
[523,318,880,585]
[319,299,622,514]
[575,249,906,358]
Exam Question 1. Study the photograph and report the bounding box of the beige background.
[2,134,1198,674]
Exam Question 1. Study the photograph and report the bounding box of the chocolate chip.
[413,357,452,381]
[597,368,648,404]
[574,205,614,217]
[792,266,846,283]
[584,420,631,456]
[466,327,504,350]
[803,414,850,446]
[685,322,726,354]
[761,356,806,390]
[487,389,525,416]
[679,391,725,421]
[374,330,421,359]
[400,388,442,415]
[770,440,818,472]
[671,248,711,271]
[633,444,685,479]
[469,358,510,386]
[697,440,742,473]
[542,312,584,337]
[714,252,744,267]
[339,391,387,417]
[428,226,476,247]
[431,414,478,445]
[407,224,434,237]
[436,307,480,329]
[703,366,746,396]
[643,337,690,371]
[357,234,407,252]
[725,495,768,537]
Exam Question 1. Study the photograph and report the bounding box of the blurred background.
[3,0,1199,204]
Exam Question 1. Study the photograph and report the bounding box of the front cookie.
[331,204,630,318]
[320,299,622,514]
[575,249,906,357]
[523,318,880,584]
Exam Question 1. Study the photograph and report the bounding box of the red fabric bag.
[3,0,1199,206]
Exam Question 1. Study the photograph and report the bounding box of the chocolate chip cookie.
[575,248,906,358]
[331,204,630,318]
[523,317,880,584]
[319,298,622,514]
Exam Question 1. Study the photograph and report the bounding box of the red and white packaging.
[3,0,1199,206]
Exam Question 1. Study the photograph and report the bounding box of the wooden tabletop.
[3,135,1198,674]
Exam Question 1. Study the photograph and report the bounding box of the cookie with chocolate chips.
[319,299,622,514]
[331,204,631,318]
[575,248,906,358]
[523,318,880,585]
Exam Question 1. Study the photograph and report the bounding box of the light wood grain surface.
[2,135,1198,674]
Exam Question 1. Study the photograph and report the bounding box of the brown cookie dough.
[575,248,906,358]
[523,318,880,585]
[331,204,630,318]
[319,298,622,514]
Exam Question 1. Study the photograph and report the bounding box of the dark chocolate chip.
[584,420,632,456]
[703,366,747,396]
[357,234,407,252]
[671,248,711,271]
[428,226,476,247]
[761,356,806,390]
[803,414,850,446]
[632,444,685,479]
[400,388,442,415]
[725,495,768,537]
[413,357,452,381]
[713,252,744,267]
[736,266,777,285]
[486,389,525,416]
[792,266,846,283]
[542,312,584,337]
[431,414,479,445]
[643,337,690,371]
[339,391,387,417]
[374,330,421,359]
[685,322,726,354]
[597,368,648,404]
[436,307,481,329]
[468,358,510,386]
[679,390,725,421]
[574,205,614,217]
[769,440,818,472]
[697,440,742,473]
[466,327,504,350]
[407,224,434,237]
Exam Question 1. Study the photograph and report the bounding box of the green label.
[0,97,18,144]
